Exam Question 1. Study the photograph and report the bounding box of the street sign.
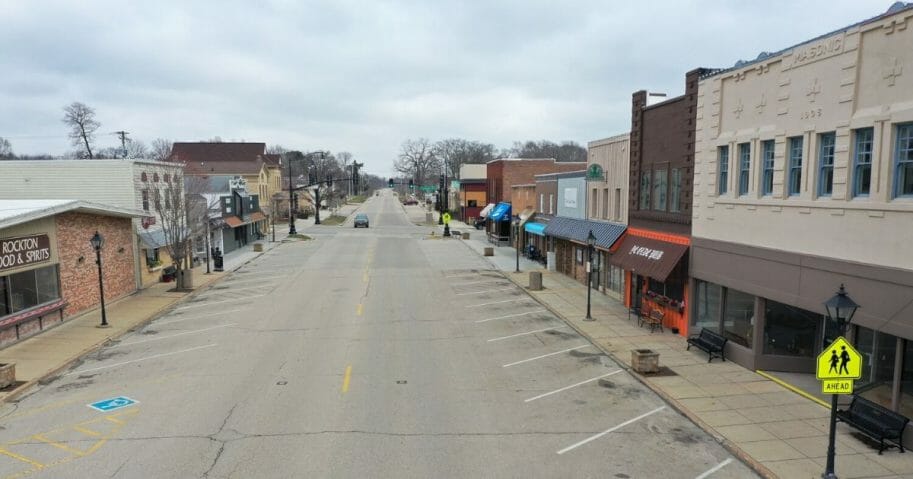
[816,336,862,380]
[822,379,854,395]
[420,185,436,192]
[442,212,451,225]
[88,396,138,412]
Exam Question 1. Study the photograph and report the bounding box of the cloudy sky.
[0,0,888,175]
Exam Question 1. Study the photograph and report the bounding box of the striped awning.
[543,217,626,250]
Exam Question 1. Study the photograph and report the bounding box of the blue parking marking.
[88,396,138,412]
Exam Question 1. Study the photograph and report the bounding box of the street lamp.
[584,230,597,321]
[822,284,860,479]
[90,231,109,328]
[514,217,521,273]
[288,151,325,234]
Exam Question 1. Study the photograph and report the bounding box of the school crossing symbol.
[816,336,862,395]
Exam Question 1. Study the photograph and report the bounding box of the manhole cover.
[396,380,407,384]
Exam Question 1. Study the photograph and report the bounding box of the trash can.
[528,271,543,291]
[213,255,224,272]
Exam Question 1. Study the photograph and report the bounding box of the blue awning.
[488,202,511,222]
[544,217,626,250]
[524,222,546,236]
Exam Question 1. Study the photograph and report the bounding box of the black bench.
[686,328,727,363]
[837,395,909,454]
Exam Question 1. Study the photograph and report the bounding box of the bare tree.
[509,140,586,162]
[394,138,440,186]
[62,102,100,159]
[149,138,173,162]
[0,137,13,159]
[266,144,287,155]
[434,138,496,178]
[147,175,211,290]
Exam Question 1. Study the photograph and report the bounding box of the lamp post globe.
[90,231,109,328]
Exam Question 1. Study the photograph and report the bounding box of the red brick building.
[0,200,143,348]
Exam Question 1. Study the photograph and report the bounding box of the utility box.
[528,271,543,290]
[547,251,557,271]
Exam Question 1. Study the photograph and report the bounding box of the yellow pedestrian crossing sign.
[816,336,862,380]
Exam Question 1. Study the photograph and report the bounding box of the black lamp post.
[90,231,109,328]
[288,156,298,235]
[584,230,596,321]
[822,284,859,479]
[514,217,521,273]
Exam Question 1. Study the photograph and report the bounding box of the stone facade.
[56,213,136,317]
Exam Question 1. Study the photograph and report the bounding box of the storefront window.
[3,265,60,314]
[0,277,8,316]
[606,264,624,294]
[855,330,899,411]
[647,278,683,302]
[723,289,755,347]
[899,339,913,418]
[694,280,721,333]
[763,299,818,357]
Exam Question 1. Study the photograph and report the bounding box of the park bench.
[836,395,909,454]
[686,328,728,362]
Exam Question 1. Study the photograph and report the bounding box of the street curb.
[0,245,283,404]
[496,272,778,479]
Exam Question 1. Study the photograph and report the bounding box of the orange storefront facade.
[613,227,691,336]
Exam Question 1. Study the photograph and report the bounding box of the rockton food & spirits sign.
[0,234,52,272]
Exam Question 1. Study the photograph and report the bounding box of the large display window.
[1,265,60,316]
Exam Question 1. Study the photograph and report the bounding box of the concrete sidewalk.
[0,228,295,403]
[449,236,913,479]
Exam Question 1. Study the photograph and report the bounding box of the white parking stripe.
[524,370,622,402]
[487,326,567,342]
[455,287,516,296]
[113,324,236,348]
[466,298,533,308]
[199,284,273,296]
[502,345,592,367]
[65,344,218,376]
[157,309,239,325]
[556,406,666,454]
[476,309,547,323]
[174,295,266,311]
[451,279,509,287]
[695,458,733,479]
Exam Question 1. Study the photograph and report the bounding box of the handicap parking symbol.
[88,396,138,412]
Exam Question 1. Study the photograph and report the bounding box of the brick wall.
[491,160,587,206]
[629,68,708,235]
[56,213,137,317]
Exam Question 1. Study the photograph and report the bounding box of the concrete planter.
[253,243,264,252]
[631,349,659,374]
[462,233,470,240]
[484,247,494,257]
[0,363,15,389]
[528,271,543,290]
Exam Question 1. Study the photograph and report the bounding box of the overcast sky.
[0,0,889,175]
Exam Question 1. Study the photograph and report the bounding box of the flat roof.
[0,199,146,230]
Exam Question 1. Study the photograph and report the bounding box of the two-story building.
[610,69,713,335]
[587,134,631,300]
[692,3,913,422]
[0,159,185,287]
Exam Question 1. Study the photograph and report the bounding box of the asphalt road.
[0,190,758,478]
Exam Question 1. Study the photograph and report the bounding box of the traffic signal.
[408,179,414,191]
[439,174,445,190]
[388,178,394,188]
[352,170,359,191]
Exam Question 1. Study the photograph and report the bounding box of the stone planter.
[462,232,470,240]
[528,271,543,290]
[484,247,494,257]
[253,243,264,252]
[631,349,659,374]
[0,363,15,389]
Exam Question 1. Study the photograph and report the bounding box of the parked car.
[403,198,419,205]
[354,213,369,228]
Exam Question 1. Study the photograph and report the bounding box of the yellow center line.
[356,303,363,316]
[342,365,352,393]
[363,270,369,282]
